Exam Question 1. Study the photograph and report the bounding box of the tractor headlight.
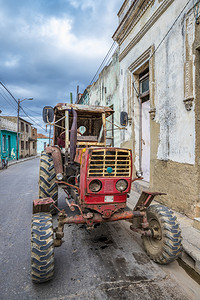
[56,173,63,181]
[116,179,128,192]
[89,179,102,192]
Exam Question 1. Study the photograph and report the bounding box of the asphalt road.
[0,157,199,300]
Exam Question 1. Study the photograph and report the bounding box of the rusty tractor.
[31,103,182,283]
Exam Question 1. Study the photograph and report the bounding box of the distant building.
[85,49,121,147]
[0,116,17,162]
[37,133,50,153]
[1,116,37,158]
[30,127,37,156]
[78,88,90,105]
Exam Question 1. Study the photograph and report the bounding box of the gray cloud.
[0,0,122,133]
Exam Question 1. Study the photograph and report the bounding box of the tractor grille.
[88,149,131,177]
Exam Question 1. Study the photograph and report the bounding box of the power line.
[22,104,42,117]
[20,105,46,131]
[132,0,193,96]
[0,81,18,104]
[0,85,18,110]
[89,41,117,85]
[0,80,46,132]
[149,0,192,60]
[0,91,18,112]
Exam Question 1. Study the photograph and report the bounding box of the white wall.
[89,49,121,147]
[119,0,196,165]
[0,117,17,132]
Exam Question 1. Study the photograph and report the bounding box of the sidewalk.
[0,154,39,170]
[128,189,200,275]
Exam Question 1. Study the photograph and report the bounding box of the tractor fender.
[46,145,63,175]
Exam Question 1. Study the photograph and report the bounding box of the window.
[2,135,6,152]
[26,124,29,133]
[33,142,35,149]
[21,122,24,131]
[21,141,24,150]
[139,68,149,102]
[26,141,28,150]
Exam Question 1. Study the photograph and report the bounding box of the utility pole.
[16,100,20,160]
[76,85,79,103]
[70,92,73,104]
[16,98,33,160]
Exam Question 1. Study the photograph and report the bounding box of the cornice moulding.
[118,0,129,17]
[128,46,152,72]
[113,0,149,42]
[119,0,175,62]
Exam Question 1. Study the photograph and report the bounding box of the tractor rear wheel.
[143,204,182,264]
[31,212,54,283]
[39,151,58,214]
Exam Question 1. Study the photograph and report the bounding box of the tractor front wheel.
[39,151,58,214]
[143,204,182,264]
[31,212,54,283]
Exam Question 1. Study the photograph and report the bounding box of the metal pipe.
[139,97,142,175]
[70,108,77,162]
[56,180,80,193]
[62,210,145,225]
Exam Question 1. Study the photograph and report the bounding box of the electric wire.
[20,106,46,131]
[132,0,193,96]
[193,0,200,23]
[22,104,42,117]
[149,0,193,61]
[89,41,117,85]
[0,81,18,104]
[0,91,18,112]
[20,105,46,131]
[0,85,18,110]
[0,80,46,132]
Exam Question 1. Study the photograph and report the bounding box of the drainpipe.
[138,96,143,177]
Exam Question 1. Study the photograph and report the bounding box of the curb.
[181,241,200,275]
[127,190,200,276]
[0,155,40,169]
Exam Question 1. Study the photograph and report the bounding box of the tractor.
[31,103,182,283]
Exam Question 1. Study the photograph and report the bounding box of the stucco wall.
[89,49,121,146]
[0,117,17,132]
[37,138,49,153]
[120,0,196,165]
[116,0,198,217]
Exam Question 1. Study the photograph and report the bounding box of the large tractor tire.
[143,204,182,264]
[31,212,54,283]
[39,152,58,214]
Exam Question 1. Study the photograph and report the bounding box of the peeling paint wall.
[0,117,17,161]
[89,49,121,146]
[0,117,17,132]
[115,0,199,217]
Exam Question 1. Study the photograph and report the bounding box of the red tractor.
[31,103,182,283]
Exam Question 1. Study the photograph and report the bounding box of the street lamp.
[17,98,33,160]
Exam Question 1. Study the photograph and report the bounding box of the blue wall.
[37,138,49,153]
[0,130,17,161]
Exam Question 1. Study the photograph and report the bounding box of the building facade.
[1,116,37,158]
[37,134,50,153]
[0,117,17,162]
[30,127,37,156]
[78,87,90,105]
[113,0,200,218]
[86,49,121,147]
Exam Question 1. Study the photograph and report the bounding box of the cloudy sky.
[0,0,122,133]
